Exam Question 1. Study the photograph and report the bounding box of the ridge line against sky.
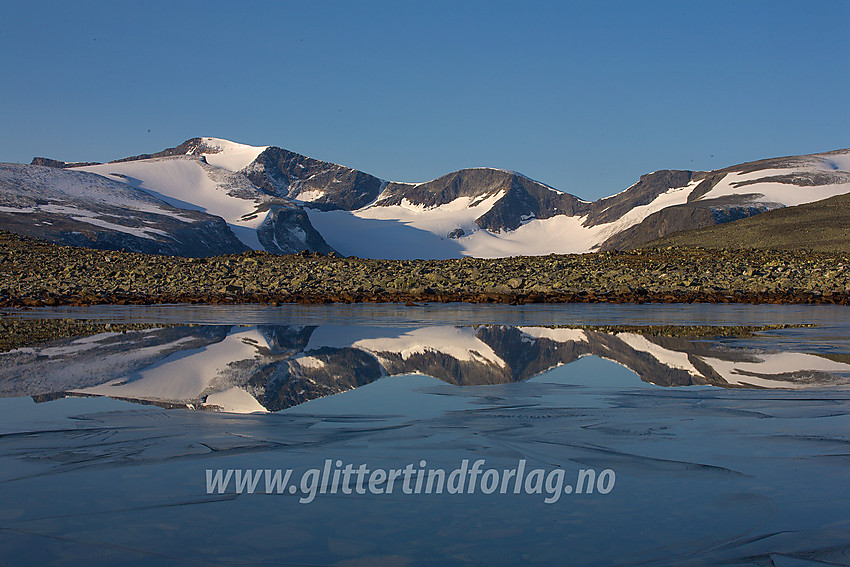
[1,0,848,201]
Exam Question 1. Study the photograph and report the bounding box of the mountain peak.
[107,137,267,172]
[192,137,269,172]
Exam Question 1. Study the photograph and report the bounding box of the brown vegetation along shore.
[0,231,848,307]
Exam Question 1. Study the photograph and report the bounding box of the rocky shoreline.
[1,231,848,307]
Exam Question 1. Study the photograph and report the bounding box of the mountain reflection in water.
[1,324,849,413]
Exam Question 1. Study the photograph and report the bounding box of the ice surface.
[1,305,849,565]
[1,363,849,565]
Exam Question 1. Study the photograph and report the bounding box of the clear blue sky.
[1,0,847,200]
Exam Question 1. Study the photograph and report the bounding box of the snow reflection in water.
[1,321,849,413]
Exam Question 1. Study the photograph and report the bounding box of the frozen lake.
[1,304,849,565]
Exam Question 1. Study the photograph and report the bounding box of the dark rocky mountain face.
[475,176,590,232]
[585,170,696,226]
[260,347,385,412]
[0,163,249,257]
[245,146,385,210]
[376,169,520,207]
[30,157,68,168]
[255,205,336,255]
[0,211,249,257]
[30,139,218,169]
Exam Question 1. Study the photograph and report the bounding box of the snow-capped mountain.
[294,150,850,258]
[5,137,335,256]
[73,138,333,254]
[6,138,850,258]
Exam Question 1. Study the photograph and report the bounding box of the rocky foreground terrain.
[1,231,848,307]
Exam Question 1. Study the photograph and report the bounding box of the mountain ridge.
[10,138,850,258]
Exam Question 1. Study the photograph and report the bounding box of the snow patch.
[295,190,325,202]
[353,326,505,367]
[0,206,37,213]
[519,327,588,344]
[822,150,850,171]
[616,333,702,377]
[204,386,268,414]
[295,355,326,369]
[197,137,268,172]
[29,204,171,240]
